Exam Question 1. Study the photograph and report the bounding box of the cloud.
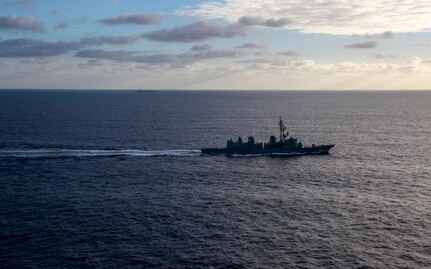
[64,28,97,33]
[236,42,265,49]
[370,53,397,59]
[190,49,250,60]
[142,20,247,42]
[80,35,139,45]
[408,56,421,66]
[0,38,82,57]
[54,23,68,31]
[344,41,378,49]
[0,15,44,32]
[0,33,141,58]
[240,58,400,75]
[76,49,137,62]
[13,0,35,6]
[179,0,431,35]
[2,0,36,7]
[370,53,385,59]
[6,51,431,90]
[278,50,301,57]
[76,47,253,66]
[99,13,163,25]
[238,16,290,28]
[355,31,394,39]
[190,43,214,51]
[0,33,142,59]
[50,10,60,16]
[19,57,63,64]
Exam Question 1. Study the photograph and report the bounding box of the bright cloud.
[180,0,431,35]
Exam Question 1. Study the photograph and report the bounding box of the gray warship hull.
[201,144,334,156]
[201,117,335,156]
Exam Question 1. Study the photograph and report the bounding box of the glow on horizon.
[1,0,431,90]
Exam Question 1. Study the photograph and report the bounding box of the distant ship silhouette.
[134,89,155,93]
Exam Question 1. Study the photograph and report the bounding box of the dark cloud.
[344,41,378,49]
[54,22,68,31]
[371,53,385,59]
[0,34,142,58]
[190,43,214,51]
[80,35,139,46]
[141,16,289,43]
[76,49,180,65]
[15,0,35,6]
[0,38,82,57]
[278,51,301,57]
[50,10,60,16]
[238,16,291,28]
[370,53,397,59]
[0,15,44,32]
[76,47,252,66]
[236,42,265,49]
[76,49,137,62]
[190,49,249,60]
[99,13,163,25]
[355,31,394,39]
[142,20,247,42]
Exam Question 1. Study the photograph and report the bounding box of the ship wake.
[0,148,202,159]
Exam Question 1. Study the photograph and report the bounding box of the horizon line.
[1,88,431,92]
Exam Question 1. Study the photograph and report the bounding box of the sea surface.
[0,90,430,268]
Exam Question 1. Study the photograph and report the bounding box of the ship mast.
[279,116,287,142]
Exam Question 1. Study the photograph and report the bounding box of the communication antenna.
[279,116,288,142]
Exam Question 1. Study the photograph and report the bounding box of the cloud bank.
[0,38,81,57]
[75,47,252,66]
[0,35,140,58]
[180,0,431,35]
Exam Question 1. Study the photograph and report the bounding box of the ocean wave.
[0,148,202,158]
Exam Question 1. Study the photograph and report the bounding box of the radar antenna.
[279,116,288,142]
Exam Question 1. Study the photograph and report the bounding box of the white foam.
[0,148,202,158]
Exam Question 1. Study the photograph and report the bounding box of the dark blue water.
[1,90,430,268]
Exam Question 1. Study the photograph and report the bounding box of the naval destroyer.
[201,117,334,156]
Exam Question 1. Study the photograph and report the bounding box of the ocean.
[0,90,430,268]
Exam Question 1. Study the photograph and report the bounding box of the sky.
[1,0,431,90]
